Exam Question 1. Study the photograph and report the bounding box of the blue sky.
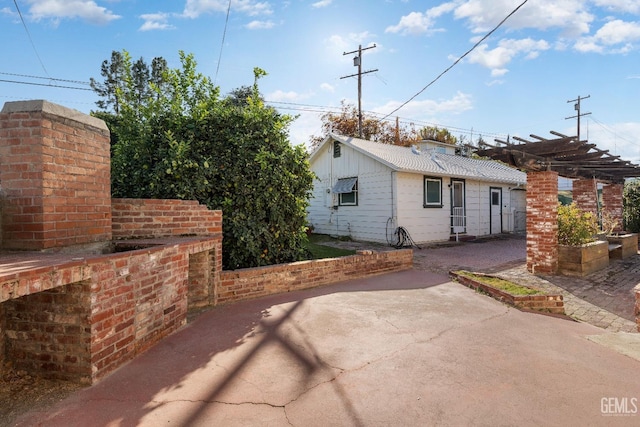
[1,0,640,165]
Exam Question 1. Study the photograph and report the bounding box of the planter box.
[606,233,638,260]
[558,240,609,277]
[450,271,564,315]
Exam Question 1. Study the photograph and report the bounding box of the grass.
[303,234,356,259]
[453,270,542,296]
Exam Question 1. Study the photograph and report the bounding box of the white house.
[307,133,527,245]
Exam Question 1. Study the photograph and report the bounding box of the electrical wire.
[13,0,50,78]
[213,0,232,85]
[0,71,90,86]
[379,0,529,121]
[0,78,93,91]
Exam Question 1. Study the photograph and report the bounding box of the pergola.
[475,131,640,184]
[474,131,640,274]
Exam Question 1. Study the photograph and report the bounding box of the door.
[451,180,465,234]
[490,187,502,234]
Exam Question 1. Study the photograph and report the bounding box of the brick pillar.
[635,284,640,332]
[602,183,624,233]
[572,178,598,216]
[526,171,558,274]
[0,100,111,251]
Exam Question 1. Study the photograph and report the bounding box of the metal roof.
[321,134,526,185]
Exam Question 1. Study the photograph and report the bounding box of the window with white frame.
[423,176,442,207]
[332,177,358,206]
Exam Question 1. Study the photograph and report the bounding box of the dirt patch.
[0,363,82,427]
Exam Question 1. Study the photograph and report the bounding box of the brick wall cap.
[1,100,108,132]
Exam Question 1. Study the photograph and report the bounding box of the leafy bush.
[95,51,314,269]
[557,203,598,246]
[624,179,640,233]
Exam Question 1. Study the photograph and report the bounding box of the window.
[424,176,442,207]
[333,141,341,158]
[492,191,500,205]
[333,177,358,206]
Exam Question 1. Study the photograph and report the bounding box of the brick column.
[572,178,598,216]
[635,283,640,332]
[0,100,111,250]
[602,183,624,233]
[526,171,558,274]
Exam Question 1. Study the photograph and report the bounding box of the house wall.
[308,140,525,244]
[308,142,394,243]
[395,174,519,243]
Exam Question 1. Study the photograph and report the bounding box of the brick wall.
[112,198,222,239]
[573,178,598,217]
[526,171,558,274]
[635,283,640,332]
[1,237,219,383]
[0,100,111,250]
[218,249,413,305]
[4,281,92,383]
[602,183,624,232]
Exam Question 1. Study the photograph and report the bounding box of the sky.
[1,0,640,167]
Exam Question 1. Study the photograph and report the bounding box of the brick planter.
[558,240,609,277]
[606,233,638,260]
[450,271,565,315]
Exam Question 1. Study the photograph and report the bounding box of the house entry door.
[451,180,465,234]
[490,187,502,234]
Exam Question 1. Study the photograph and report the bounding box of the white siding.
[308,142,394,243]
[308,139,527,244]
[395,173,451,243]
[394,177,520,243]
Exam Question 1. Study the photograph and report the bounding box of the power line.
[213,0,232,85]
[0,71,90,86]
[0,78,93,91]
[13,0,50,78]
[379,0,529,121]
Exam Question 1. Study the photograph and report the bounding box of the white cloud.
[491,68,508,77]
[467,38,550,71]
[375,91,473,119]
[320,83,335,93]
[385,2,457,35]
[588,121,640,164]
[312,0,333,8]
[574,19,640,53]
[139,13,175,32]
[325,32,376,52]
[183,0,272,18]
[267,90,312,102]
[25,0,120,25]
[245,20,275,29]
[454,0,593,37]
[593,0,640,14]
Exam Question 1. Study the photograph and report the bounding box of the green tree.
[623,179,640,232]
[417,126,457,145]
[93,53,314,270]
[90,50,168,115]
[309,100,419,150]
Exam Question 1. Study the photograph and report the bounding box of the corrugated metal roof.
[328,134,526,185]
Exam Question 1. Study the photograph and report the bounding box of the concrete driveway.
[15,268,640,426]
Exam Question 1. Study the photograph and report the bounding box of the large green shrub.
[94,51,314,269]
[557,203,598,246]
[623,179,640,233]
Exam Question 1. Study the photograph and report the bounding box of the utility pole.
[565,95,591,142]
[341,44,378,138]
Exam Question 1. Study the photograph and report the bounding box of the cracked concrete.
[15,268,640,426]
